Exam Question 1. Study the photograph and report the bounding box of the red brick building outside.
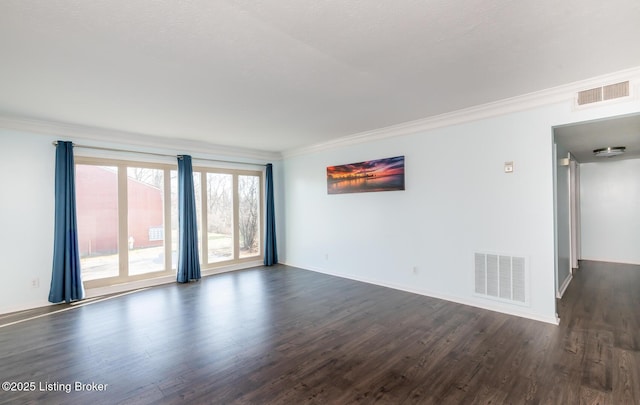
[76,166,164,256]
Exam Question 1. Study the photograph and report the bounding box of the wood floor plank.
[612,348,640,404]
[579,386,612,405]
[581,330,613,393]
[0,261,639,404]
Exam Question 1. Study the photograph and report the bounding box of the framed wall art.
[327,156,405,194]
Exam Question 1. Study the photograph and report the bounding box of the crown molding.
[2,66,639,161]
[0,115,282,162]
[282,65,640,158]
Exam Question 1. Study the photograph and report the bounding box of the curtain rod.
[52,141,268,167]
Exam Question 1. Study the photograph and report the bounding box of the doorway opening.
[552,113,640,318]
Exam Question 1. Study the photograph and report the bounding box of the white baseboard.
[282,261,559,325]
[556,273,573,299]
[579,257,640,266]
[0,299,54,316]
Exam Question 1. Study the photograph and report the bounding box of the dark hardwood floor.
[0,261,639,404]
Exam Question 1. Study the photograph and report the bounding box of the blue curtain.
[264,163,278,266]
[177,155,201,282]
[49,141,85,303]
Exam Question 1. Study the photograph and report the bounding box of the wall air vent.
[577,81,630,106]
[577,87,602,105]
[603,81,630,100]
[474,252,527,305]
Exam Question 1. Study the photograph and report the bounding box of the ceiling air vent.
[577,81,630,106]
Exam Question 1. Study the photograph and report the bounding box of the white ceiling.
[554,113,640,163]
[1,0,640,153]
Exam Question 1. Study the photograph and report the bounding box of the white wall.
[282,98,640,324]
[580,158,640,265]
[283,108,557,323]
[0,130,58,313]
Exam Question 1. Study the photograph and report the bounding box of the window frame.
[193,165,264,266]
[75,157,264,289]
[76,157,175,288]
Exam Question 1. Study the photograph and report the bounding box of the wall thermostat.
[504,161,514,173]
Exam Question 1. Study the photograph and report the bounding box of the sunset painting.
[327,156,405,194]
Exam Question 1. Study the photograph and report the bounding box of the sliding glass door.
[76,157,263,288]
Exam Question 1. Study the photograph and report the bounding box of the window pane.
[76,165,119,281]
[193,172,202,262]
[127,167,165,276]
[239,175,260,258]
[171,170,178,269]
[207,173,233,262]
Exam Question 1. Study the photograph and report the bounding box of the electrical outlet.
[412,266,419,275]
[31,277,40,288]
[324,253,329,260]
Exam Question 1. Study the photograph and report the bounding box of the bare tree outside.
[170,170,178,268]
[193,172,202,258]
[207,173,233,261]
[207,173,232,234]
[129,167,163,188]
[239,175,259,256]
